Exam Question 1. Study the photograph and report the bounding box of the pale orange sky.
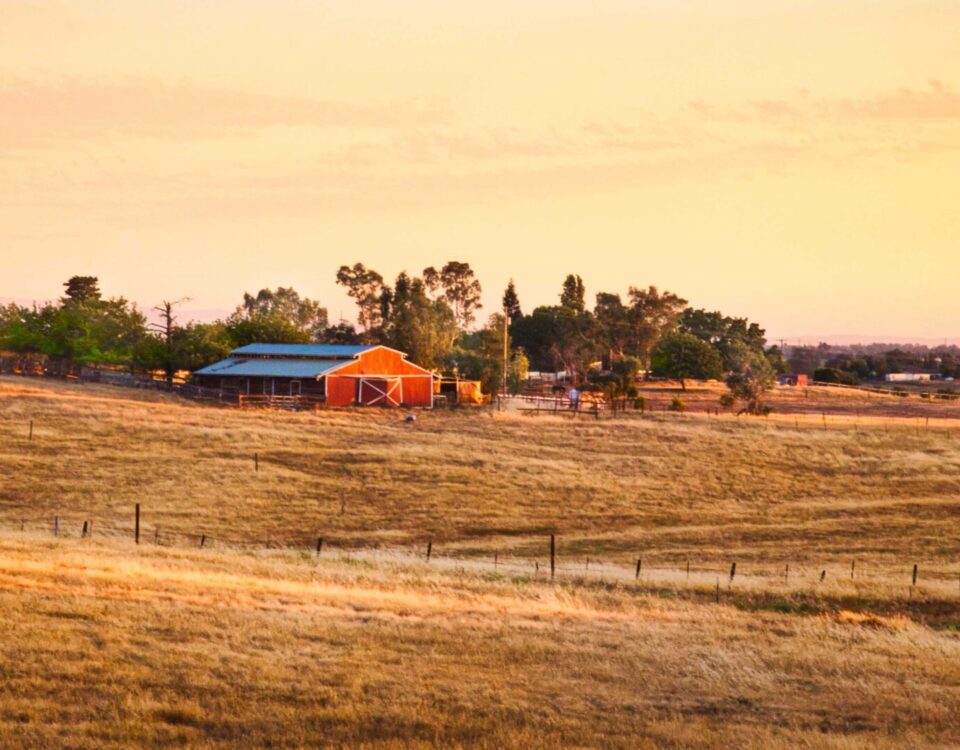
[2,1,959,341]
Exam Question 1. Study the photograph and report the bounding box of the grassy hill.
[1,377,959,748]
[2,376,959,568]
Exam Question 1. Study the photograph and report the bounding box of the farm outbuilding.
[192,343,434,408]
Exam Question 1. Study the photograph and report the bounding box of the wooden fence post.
[729,562,736,583]
[54,515,60,537]
[851,560,855,579]
[200,534,206,548]
[686,560,690,582]
[494,551,498,569]
[316,537,323,557]
[549,535,555,579]
[635,558,642,580]
[784,563,789,585]
[155,527,160,544]
[28,420,33,440]
[135,503,140,545]
[715,577,720,603]
[912,564,918,586]
[426,540,432,562]
[820,570,826,582]
[254,453,259,472]
[81,521,88,538]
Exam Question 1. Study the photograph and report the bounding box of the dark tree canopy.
[502,279,522,322]
[423,261,482,329]
[62,276,102,305]
[627,286,688,368]
[725,346,777,415]
[226,287,328,345]
[651,332,724,390]
[560,274,586,312]
[336,263,386,333]
[680,308,766,370]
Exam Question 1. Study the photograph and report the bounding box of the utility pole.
[502,310,509,396]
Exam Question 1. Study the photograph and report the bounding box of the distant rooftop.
[230,343,376,359]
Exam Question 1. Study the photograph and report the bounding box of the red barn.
[192,344,434,407]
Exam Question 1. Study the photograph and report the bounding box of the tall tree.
[627,286,687,368]
[511,305,600,384]
[651,332,724,391]
[382,272,459,369]
[594,292,631,364]
[725,345,776,415]
[238,287,328,339]
[560,274,586,312]
[448,313,509,398]
[423,261,483,329]
[680,308,767,371]
[225,287,328,345]
[502,279,522,322]
[62,276,102,305]
[336,263,386,333]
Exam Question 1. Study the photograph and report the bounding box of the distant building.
[192,343,434,407]
[885,373,933,383]
[778,374,809,387]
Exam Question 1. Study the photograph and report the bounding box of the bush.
[669,395,686,412]
[813,367,859,386]
[718,393,735,410]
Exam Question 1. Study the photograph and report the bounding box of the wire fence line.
[7,511,960,600]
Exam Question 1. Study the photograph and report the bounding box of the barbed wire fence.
[7,510,960,603]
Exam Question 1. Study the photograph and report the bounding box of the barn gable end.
[324,347,434,407]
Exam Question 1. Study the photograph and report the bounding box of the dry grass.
[0,535,958,749]
[2,376,958,568]
[1,376,959,747]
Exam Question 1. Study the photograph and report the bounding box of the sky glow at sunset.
[2,1,959,341]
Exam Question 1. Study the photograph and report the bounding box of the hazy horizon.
[2,1,959,341]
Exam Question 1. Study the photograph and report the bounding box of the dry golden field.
[0,376,959,748]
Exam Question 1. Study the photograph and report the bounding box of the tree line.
[787,343,960,385]
[0,265,787,412]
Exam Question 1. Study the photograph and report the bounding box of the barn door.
[358,377,403,407]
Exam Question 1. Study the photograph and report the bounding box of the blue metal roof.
[230,343,375,359]
[193,357,346,378]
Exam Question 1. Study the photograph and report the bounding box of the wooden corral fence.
[512,394,605,417]
[237,393,325,410]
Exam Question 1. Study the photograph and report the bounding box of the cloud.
[687,81,960,124]
[832,80,960,120]
[0,76,439,145]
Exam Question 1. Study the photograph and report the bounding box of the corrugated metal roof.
[193,357,346,378]
[230,343,375,358]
